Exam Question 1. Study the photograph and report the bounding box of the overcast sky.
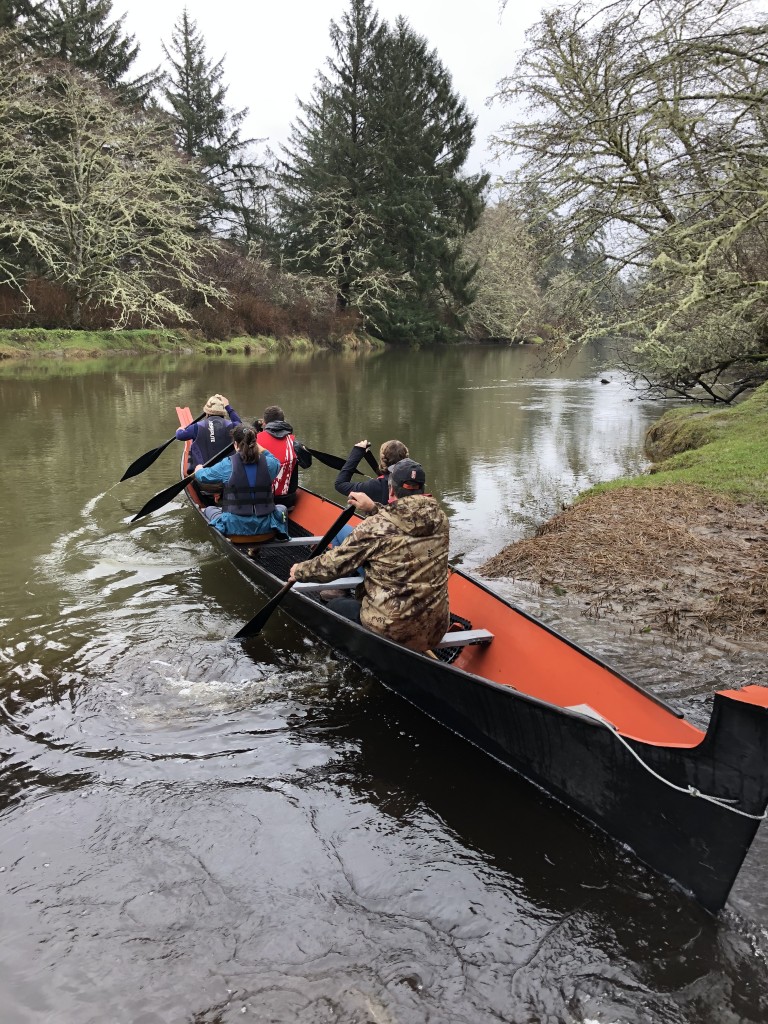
[123,0,546,176]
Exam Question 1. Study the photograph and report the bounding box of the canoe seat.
[229,530,277,545]
[293,577,361,593]
[266,536,324,546]
[435,628,494,648]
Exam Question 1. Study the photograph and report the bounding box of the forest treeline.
[1,0,767,401]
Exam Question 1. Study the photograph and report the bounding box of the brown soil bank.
[479,485,768,642]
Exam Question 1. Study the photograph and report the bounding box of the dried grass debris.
[479,486,768,641]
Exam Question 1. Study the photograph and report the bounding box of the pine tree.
[279,0,387,310]
[0,0,39,30]
[367,17,487,341]
[162,8,261,238]
[278,0,487,342]
[30,0,157,102]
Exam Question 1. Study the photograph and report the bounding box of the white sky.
[123,0,545,176]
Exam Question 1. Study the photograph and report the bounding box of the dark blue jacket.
[176,405,241,466]
[335,445,389,504]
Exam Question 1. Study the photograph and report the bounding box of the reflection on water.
[0,346,766,1023]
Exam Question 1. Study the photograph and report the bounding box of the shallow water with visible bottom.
[0,346,766,1023]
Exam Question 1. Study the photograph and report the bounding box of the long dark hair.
[232,423,259,464]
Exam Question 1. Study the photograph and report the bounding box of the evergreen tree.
[368,17,487,341]
[278,0,386,307]
[279,0,487,342]
[0,0,39,30]
[162,8,262,238]
[31,0,157,102]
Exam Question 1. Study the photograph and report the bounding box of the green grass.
[585,382,768,504]
[0,327,381,361]
[0,327,197,358]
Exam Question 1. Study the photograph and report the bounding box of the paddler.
[289,460,449,652]
[175,393,241,471]
[334,439,409,506]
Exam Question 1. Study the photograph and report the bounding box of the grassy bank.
[0,327,383,361]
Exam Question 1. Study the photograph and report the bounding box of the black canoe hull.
[171,399,767,915]
[197,499,767,914]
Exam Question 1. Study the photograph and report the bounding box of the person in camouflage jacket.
[290,460,450,652]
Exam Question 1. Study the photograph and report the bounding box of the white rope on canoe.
[576,706,768,821]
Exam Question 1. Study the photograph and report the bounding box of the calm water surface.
[0,346,766,1024]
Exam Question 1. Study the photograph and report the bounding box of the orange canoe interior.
[177,407,704,749]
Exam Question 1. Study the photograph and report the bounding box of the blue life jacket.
[222,453,275,517]
[195,416,231,464]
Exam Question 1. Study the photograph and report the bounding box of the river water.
[0,345,766,1024]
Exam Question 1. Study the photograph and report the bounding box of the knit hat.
[204,394,227,416]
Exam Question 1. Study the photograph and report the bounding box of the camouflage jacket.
[293,496,450,651]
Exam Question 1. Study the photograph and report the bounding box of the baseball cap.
[389,458,426,490]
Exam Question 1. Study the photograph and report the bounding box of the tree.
[0,40,60,292]
[0,0,40,30]
[367,17,488,342]
[494,0,768,401]
[462,191,605,343]
[30,0,157,102]
[279,0,386,313]
[162,8,263,238]
[279,0,487,343]
[0,39,225,326]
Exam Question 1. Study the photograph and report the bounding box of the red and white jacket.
[257,429,297,496]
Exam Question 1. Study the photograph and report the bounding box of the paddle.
[305,446,366,475]
[234,504,357,640]
[305,443,378,476]
[130,442,235,523]
[120,412,206,482]
[362,447,379,475]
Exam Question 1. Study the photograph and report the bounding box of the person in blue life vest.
[194,423,288,538]
[334,438,409,506]
[255,405,313,510]
[175,394,241,470]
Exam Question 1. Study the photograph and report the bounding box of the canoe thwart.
[293,577,362,592]
[267,535,325,546]
[435,628,494,648]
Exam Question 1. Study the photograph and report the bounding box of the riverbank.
[479,383,768,645]
[0,327,382,360]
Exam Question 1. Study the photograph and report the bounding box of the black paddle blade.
[305,447,347,472]
[234,503,357,640]
[120,411,206,482]
[233,581,294,639]
[130,441,235,523]
[305,446,368,477]
[120,437,174,481]
[130,476,191,522]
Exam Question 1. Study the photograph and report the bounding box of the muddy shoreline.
[479,485,768,650]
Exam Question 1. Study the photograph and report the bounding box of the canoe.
[175,406,768,913]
